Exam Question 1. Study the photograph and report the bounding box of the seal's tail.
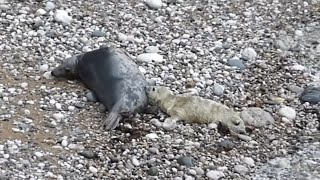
[103,101,123,130]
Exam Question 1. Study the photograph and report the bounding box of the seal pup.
[51,47,149,130]
[145,86,246,135]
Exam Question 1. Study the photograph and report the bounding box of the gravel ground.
[0,0,320,179]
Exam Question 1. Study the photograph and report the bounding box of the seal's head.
[221,112,246,135]
[51,55,79,80]
[145,86,172,105]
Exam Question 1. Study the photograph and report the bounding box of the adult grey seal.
[51,47,150,130]
[145,85,247,135]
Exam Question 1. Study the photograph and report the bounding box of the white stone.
[162,118,177,131]
[279,106,296,120]
[34,152,43,157]
[213,83,224,96]
[295,30,303,36]
[145,133,158,140]
[40,64,49,72]
[20,82,28,89]
[137,53,164,63]
[131,156,140,166]
[53,113,64,120]
[206,170,225,180]
[54,10,72,25]
[146,0,162,9]
[61,140,68,147]
[242,157,255,167]
[118,33,127,41]
[150,118,162,128]
[36,9,46,15]
[241,47,257,60]
[89,166,98,174]
[45,2,55,11]
[43,71,52,79]
[145,46,159,53]
[55,103,62,110]
[234,164,248,175]
[291,64,306,71]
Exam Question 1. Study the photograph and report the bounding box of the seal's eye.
[233,120,240,126]
[152,87,155,91]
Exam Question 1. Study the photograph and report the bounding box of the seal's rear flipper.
[103,100,124,130]
[103,111,122,130]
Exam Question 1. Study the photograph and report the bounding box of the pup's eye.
[233,121,240,126]
[152,87,155,91]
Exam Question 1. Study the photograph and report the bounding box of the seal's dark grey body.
[51,47,149,130]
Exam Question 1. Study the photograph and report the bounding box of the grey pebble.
[78,150,98,159]
[218,139,235,151]
[177,156,193,167]
[227,57,245,70]
[86,91,98,102]
[148,166,159,176]
[91,30,105,37]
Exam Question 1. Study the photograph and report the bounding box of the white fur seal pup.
[51,47,150,130]
[145,86,247,134]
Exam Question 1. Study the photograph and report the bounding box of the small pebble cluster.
[0,0,319,179]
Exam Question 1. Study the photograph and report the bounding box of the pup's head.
[221,112,246,135]
[51,55,79,80]
[145,86,172,105]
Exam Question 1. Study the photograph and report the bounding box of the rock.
[234,165,248,175]
[291,64,306,71]
[86,91,98,102]
[79,150,98,159]
[145,133,159,140]
[131,156,140,166]
[52,113,64,121]
[240,107,274,127]
[177,156,193,167]
[278,106,296,120]
[287,85,304,94]
[218,139,235,151]
[118,33,127,41]
[146,0,162,9]
[295,30,303,36]
[89,166,98,174]
[45,2,55,11]
[241,47,257,60]
[227,57,245,70]
[137,53,164,63]
[145,46,159,53]
[91,30,105,37]
[39,64,49,72]
[206,170,225,180]
[242,157,255,167]
[213,83,224,96]
[54,10,72,25]
[299,86,320,104]
[36,9,46,16]
[162,118,177,131]
[34,152,43,158]
[148,167,159,176]
[61,140,68,147]
[150,118,162,128]
[194,167,205,175]
[269,158,290,168]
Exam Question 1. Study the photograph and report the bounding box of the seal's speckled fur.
[145,86,246,134]
[51,47,149,130]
